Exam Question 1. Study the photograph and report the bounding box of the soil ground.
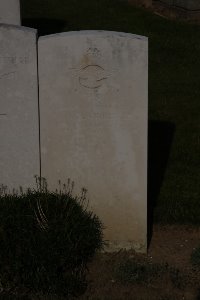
[81,225,200,300]
[2,225,200,299]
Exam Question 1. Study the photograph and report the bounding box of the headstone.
[0,25,39,191]
[39,31,148,253]
[0,0,21,25]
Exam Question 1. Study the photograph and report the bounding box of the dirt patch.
[2,225,200,299]
[82,225,200,300]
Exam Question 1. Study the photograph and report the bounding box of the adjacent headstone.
[39,31,148,253]
[0,0,21,25]
[0,25,39,191]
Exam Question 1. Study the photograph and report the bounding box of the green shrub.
[0,178,105,298]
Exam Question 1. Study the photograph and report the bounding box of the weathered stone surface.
[39,31,148,253]
[0,25,39,191]
[0,0,21,25]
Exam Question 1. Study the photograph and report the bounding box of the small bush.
[0,177,105,298]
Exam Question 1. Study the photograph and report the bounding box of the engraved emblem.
[79,64,108,89]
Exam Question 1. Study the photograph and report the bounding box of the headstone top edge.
[39,30,148,41]
[0,23,37,34]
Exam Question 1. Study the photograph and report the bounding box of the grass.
[20,0,200,225]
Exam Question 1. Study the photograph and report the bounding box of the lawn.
[20,0,200,225]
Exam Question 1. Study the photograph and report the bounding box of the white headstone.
[0,0,21,25]
[39,31,148,253]
[0,25,39,191]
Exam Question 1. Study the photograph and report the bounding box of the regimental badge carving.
[79,64,108,89]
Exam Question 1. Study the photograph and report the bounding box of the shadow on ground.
[22,18,68,36]
[147,120,175,247]
[196,288,200,300]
